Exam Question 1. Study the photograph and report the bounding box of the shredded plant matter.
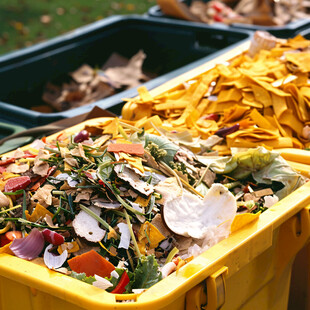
[122,34,310,154]
[0,118,306,294]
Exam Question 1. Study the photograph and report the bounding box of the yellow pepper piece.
[25,203,54,222]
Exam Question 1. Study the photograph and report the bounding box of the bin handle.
[186,266,228,310]
[276,207,310,278]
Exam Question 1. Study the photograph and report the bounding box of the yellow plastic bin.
[1,118,310,310]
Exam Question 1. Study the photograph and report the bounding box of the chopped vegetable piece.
[203,113,220,121]
[107,143,145,156]
[0,231,22,247]
[68,250,115,278]
[4,176,31,192]
[74,130,90,143]
[0,158,15,166]
[215,124,240,137]
[111,271,130,294]
[42,229,65,246]
[9,228,44,260]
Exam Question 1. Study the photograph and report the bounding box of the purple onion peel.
[10,228,45,260]
[215,124,240,137]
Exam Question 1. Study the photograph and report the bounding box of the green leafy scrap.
[131,255,162,289]
[70,271,96,284]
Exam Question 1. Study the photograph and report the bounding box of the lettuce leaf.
[198,147,278,177]
[131,255,162,289]
[252,156,305,199]
[70,271,96,284]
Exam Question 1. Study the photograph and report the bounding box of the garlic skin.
[44,244,68,269]
[117,222,131,250]
[92,274,113,290]
[161,262,177,278]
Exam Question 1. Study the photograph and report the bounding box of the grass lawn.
[0,0,156,55]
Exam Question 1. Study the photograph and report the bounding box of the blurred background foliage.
[0,0,156,55]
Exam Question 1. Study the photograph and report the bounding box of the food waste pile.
[0,115,305,294]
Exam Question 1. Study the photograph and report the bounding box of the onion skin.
[9,228,44,260]
[74,130,89,143]
[43,244,68,269]
[215,124,240,137]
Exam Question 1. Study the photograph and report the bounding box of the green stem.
[165,247,179,264]
[44,146,61,154]
[22,190,27,220]
[0,205,21,214]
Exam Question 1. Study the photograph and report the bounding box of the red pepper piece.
[213,14,223,22]
[203,113,219,122]
[22,151,37,158]
[98,179,106,186]
[4,176,31,192]
[65,219,72,225]
[111,271,130,294]
[0,158,15,166]
[42,229,65,246]
[212,2,224,12]
[0,231,23,247]
[0,167,6,174]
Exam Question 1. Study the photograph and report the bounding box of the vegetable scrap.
[40,50,151,112]
[0,118,306,294]
[122,33,310,154]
